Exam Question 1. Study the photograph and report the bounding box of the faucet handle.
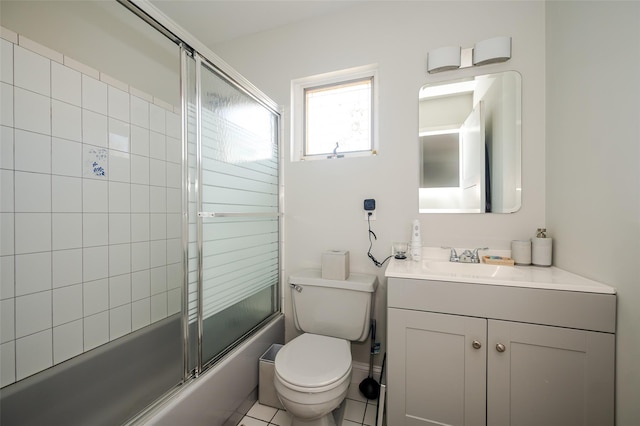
[471,247,489,262]
[441,246,459,262]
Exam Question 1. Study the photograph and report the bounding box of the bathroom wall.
[545,2,640,425]
[0,28,182,386]
[211,1,546,365]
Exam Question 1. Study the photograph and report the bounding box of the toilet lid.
[275,333,351,388]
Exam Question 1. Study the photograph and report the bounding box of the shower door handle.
[198,212,282,218]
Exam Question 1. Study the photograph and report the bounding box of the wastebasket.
[259,344,284,409]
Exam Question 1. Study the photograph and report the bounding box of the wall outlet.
[364,211,376,221]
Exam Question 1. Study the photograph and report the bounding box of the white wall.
[0,1,180,108]
[546,2,640,425]
[212,1,546,365]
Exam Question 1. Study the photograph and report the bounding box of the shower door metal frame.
[194,52,204,376]
[118,0,283,381]
[193,52,282,377]
[180,46,193,381]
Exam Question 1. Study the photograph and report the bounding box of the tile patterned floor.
[237,382,382,426]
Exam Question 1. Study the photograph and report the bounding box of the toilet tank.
[289,269,378,342]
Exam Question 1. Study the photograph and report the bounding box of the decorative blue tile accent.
[92,161,105,176]
[84,146,108,178]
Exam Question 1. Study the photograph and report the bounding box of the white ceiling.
[149,0,364,47]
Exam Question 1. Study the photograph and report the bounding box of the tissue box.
[322,250,350,280]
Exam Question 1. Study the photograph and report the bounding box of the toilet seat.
[275,333,351,391]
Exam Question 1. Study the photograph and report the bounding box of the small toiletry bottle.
[410,219,422,262]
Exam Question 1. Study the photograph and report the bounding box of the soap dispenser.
[410,219,422,262]
[531,228,552,266]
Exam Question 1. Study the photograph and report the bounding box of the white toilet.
[274,269,378,426]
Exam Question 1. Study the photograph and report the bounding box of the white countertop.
[385,248,616,295]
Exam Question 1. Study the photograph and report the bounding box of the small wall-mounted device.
[364,199,376,220]
[364,199,376,211]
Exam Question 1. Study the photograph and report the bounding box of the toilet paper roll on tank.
[321,250,350,280]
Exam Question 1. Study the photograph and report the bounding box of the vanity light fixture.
[427,46,461,73]
[427,36,512,74]
[473,36,512,65]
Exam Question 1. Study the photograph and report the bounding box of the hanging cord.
[367,213,393,268]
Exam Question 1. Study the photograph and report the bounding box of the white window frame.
[291,64,379,161]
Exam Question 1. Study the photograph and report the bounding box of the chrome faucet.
[443,246,488,263]
[459,247,489,263]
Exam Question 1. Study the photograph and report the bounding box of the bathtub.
[131,315,284,426]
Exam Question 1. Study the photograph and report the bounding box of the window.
[292,65,378,161]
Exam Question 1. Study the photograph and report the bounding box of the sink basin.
[423,260,525,280]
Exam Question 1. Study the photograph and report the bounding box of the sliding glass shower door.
[187,54,280,372]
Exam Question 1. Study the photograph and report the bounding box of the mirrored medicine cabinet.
[418,71,522,213]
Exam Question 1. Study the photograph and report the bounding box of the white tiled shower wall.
[0,27,182,387]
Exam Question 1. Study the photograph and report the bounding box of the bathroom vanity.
[385,251,616,426]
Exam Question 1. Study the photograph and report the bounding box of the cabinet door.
[387,308,487,426]
[487,320,615,426]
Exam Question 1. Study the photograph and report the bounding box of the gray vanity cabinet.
[486,319,615,426]
[387,277,616,426]
[387,308,487,426]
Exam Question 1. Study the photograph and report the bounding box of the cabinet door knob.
[472,340,482,349]
[496,343,506,353]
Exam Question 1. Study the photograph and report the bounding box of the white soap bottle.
[410,219,422,261]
